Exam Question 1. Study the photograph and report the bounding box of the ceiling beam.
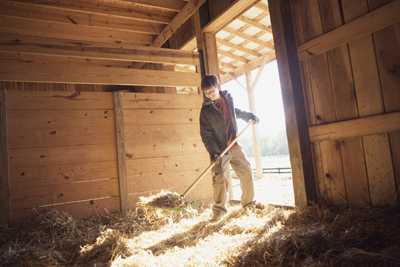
[0,36,199,65]
[218,50,249,63]
[11,0,172,24]
[0,1,163,35]
[217,38,262,57]
[203,0,260,33]
[255,2,269,12]
[237,16,270,32]
[121,0,186,12]
[152,0,206,47]
[224,27,274,49]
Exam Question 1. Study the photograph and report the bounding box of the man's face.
[203,86,220,101]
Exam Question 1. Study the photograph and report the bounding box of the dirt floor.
[1,192,400,267]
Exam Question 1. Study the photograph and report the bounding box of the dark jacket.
[200,90,254,160]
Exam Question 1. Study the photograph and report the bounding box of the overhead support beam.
[0,53,200,87]
[11,0,172,24]
[0,36,199,65]
[221,52,275,83]
[0,15,153,46]
[218,50,249,63]
[237,16,270,32]
[217,38,262,57]
[0,1,163,35]
[255,2,269,13]
[122,0,186,12]
[203,0,260,33]
[298,0,400,61]
[309,112,400,143]
[152,0,206,47]
[224,27,274,49]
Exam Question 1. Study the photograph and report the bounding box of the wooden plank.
[309,112,400,142]
[125,125,201,145]
[10,179,119,207]
[0,53,201,87]
[0,88,9,225]
[319,0,367,207]
[224,27,274,48]
[121,92,202,109]
[217,38,262,57]
[10,161,118,187]
[0,15,153,46]
[126,154,209,175]
[0,35,199,65]
[124,109,199,125]
[0,1,163,35]
[7,90,113,110]
[11,196,120,222]
[369,0,400,204]
[218,50,249,63]
[113,92,128,216]
[122,0,185,12]
[298,0,400,61]
[203,0,260,33]
[152,0,206,47]
[11,0,172,24]
[268,0,317,207]
[203,33,220,76]
[290,0,343,205]
[342,0,393,207]
[238,15,270,32]
[9,144,117,168]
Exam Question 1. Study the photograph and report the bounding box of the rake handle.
[181,121,253,198]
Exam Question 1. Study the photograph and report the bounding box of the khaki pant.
[211,144,254,213]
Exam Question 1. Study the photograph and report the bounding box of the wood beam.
[298,0,400,61]
[0,36,199,65]
[224,27,274,49]
[0,1,163,35]
[255,2,269,12]
[203,0,260,33]
[152,0,206,47]
[113,92,128,216]
[309,112,400,143]
[217,38,262,57]
[237,16,270,32]
[269,0,316,207]
[121,0,185,12]
[0,53,201,87]
[11,0,172,24]
[0,15,153,46]
[0,88,9,226]
[218,50,249,63]
[221,52,275,82]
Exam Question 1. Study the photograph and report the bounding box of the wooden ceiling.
[216,0,276,83]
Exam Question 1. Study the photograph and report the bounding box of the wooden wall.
[1,82,120,222]
[120,93,213,205]
[290,0,400,206]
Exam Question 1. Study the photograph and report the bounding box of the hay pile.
[2,194,400,267]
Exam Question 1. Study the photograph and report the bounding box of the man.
[199,75,259,221]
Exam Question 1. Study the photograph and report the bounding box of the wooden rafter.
[121,0,185,12]
[203,0,260,33]
[218,50,249,63]
[217,38,262,57]
[224,27,274,49]
[152,0,206,47]
[237,16,269,32]
[0,36,199,65]
[255,2,269,12]
[11,0,172,24]
[0,1,163,35]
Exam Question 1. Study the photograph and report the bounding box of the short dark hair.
[201,75,220,91]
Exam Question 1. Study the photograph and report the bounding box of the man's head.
[201,75,221,101]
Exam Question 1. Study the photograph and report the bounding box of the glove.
[248,113,260,124]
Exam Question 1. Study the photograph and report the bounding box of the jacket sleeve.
[200,110,221,157]
[234,108,253,122]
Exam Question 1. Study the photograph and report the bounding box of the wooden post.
[113,92,128,216]
[268,0,317,207]
[0,88,9,225]
[245,71,263,178]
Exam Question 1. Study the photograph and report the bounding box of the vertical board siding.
[291,0,399,206]
[3,84,120,221]
[121,92,213,206]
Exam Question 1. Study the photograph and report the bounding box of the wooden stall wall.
[120,93,213,206]
[291,0,400,206]
[1,82,120,222]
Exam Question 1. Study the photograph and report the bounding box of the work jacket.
[199,90,253,160]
